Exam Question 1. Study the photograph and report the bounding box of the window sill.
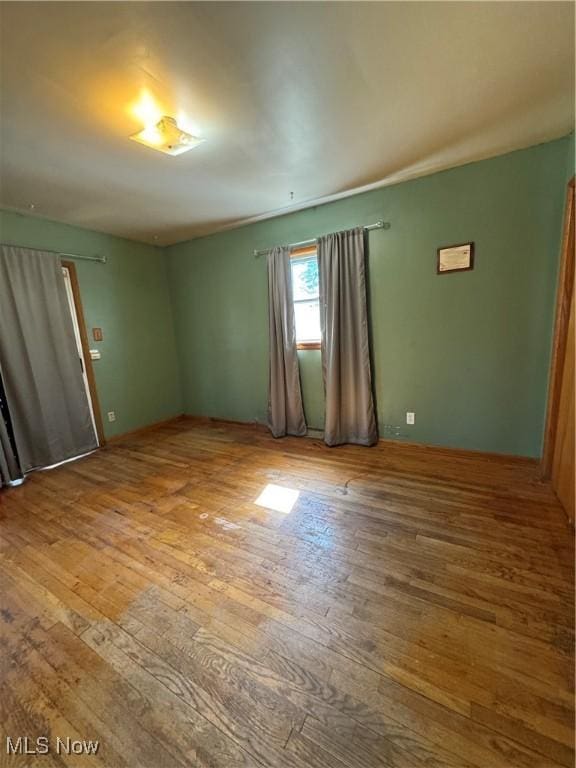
[297,341,321,350]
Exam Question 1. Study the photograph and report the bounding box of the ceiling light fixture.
[130,115,204,156]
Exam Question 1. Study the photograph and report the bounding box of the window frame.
[290,245,321,350]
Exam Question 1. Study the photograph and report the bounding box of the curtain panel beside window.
[317,227,378,447]
[267,246,307,438]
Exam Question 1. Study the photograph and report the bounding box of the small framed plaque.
[437,242,474,274]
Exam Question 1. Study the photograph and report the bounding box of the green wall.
[0,210,182,439]
[167,135,574,457]
[1,135,572,455]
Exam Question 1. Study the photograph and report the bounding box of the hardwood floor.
[0,418,573,768]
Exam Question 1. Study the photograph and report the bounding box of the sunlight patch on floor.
[254,483,300,514]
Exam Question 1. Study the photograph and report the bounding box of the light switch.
[92,327,103,341]
[89,349,101,360]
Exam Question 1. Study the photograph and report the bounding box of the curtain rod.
[1,243,106,264]
[253,220,390,257]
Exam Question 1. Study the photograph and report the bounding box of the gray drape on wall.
[0,246,97,474]
[318,227,378,447]
[267,246,307,438]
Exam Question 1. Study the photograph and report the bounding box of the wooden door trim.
[541,177,575,478]
[61,260,106,446]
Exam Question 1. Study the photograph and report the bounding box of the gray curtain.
[0,246,97,474]
[267,246,307,438]
[318,227,378,447]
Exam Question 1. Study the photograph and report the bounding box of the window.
[290,247,321,349]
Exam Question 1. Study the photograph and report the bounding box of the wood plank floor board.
[0,419,573,767]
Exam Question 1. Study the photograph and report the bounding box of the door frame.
[61,260,105,446]
[541,177,575,478]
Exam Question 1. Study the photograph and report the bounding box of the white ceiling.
[0,2,574,246]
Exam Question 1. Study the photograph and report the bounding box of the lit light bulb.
[131,88,162,128]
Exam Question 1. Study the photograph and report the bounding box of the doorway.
[61,261,105,446]
[542,178,575,523]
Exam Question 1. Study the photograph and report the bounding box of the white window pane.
[291,257,319,301]
[294,300,321,342]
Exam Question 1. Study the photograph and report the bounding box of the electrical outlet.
[107,411,116,423]
[406,412,415,425]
